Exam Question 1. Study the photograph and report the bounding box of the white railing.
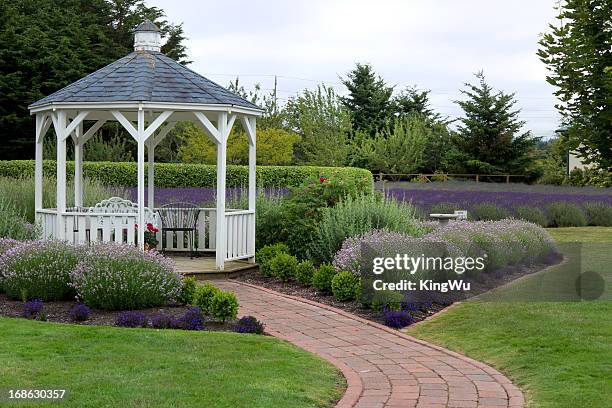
[225,210,255,261]
[36,207,256,261]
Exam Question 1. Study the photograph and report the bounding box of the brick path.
[217,280,524,408]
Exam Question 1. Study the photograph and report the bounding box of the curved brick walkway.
[217,280,524,408]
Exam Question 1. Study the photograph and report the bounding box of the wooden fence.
[375,173,526,183]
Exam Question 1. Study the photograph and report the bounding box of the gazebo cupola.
[28,20,263,270]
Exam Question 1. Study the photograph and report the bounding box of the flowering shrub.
[235,316,265,334]
[515,205,548,226]
[193,282,220,315]
[296,260,316,286]
[0,237,21,256]
[70,244,182,310]
[471,202,511,221]
[269,253,298,281]
[314,194,427,264]
[312,263,336,294]
[583,201,612,227]
[22,299,44,319]
[69,304,91,322]
[331,271,361,301]
[209,291,239,322]
[334,220,558,278]
[151,313,175,329]
[256,243,290,277]
[383,308,413,328]
[176,307,204,330]
[1,241,78,300]
[115,311,148,328]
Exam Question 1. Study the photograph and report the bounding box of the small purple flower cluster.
[140,308,205,330]
[383,308,413,329]
[69,304,91,322]
[115,311,148,328]
[234,316,265,334]
[0,237,21,256]
[22,299,44,319]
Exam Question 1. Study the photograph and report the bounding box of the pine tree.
[340,63,394,136]
[393,86,439,121]
[538,0,612,170]
[454,72,537,174]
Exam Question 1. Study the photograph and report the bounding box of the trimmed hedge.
[0,160,373,191]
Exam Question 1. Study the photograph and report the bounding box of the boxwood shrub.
[331,271,361,301]
[296,260,316,286]
[0,160,373,192]
[70,244,182,310]
[1,240,79,301]
[193,282,221,314]
[269,253,298,281]
[312,263,336,294]
[209,290,239,322]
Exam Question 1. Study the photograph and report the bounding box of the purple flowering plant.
[115,311,148,328]
[70,243,182,310]
[22,299,44,319]
[69,303,91,322]
[235,316,265,334]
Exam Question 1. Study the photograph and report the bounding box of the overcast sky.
[149,0,563,138]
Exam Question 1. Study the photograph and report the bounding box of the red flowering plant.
[135,223,160,249]
[279,176,361,259]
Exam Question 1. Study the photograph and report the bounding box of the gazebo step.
[171,256,258,280]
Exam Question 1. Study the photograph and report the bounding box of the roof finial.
[134,20,161,52]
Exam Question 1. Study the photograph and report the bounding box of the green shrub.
[369,290,403,311]
[269,253,298,281]
[514,205,548,227]
[296,260,316,286]
[281,177,372,259]
[193,282,221,314]
[314,194,426,264]
[178,276,198,305]
[546,202,587,227]
[312,263,337,293]
[471,202,510,221]
[209,290,239,322]
[0,160,373,192]
[70,244,182,310]
[331,271,361,301]
[255,192,285,248]
[583,202,612,226]
[1,241,78,301]
[256,243,290,277]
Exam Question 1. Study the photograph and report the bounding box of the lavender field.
[123,187,287,207]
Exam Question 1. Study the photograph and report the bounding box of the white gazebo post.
[137,108,146,249]
[147,140,155,207]
[54,111,67,240]
[242,116,257,263]
[74,121,84,207]
[34,113,50,225]
[216,112,228,269]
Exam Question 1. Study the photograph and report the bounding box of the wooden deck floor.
[171,256,258,279]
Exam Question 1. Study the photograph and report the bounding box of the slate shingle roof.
[30,51,261,110]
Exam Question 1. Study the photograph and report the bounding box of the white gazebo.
[28,21,262,270]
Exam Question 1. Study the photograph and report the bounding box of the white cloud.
[149,0,562,137]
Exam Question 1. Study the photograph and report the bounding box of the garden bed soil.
[0,295,237,332]
[235,255,563,326]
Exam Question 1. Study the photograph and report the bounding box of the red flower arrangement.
[319,177,328,183]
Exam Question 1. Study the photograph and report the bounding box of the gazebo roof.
[29,24,260,111]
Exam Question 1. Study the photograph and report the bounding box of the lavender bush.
[175,307,204,330]
[22,299,44,319]
[70,244,182,310]
[1,241,79,300]
[235,316,265,334]
[151,313,176,329]
[333,220,557,278]
[116,311,148,328]
[69,304,91,321]
[383,309,413,329]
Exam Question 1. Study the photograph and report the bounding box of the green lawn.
[0,318,345,408]
[407,227,612,408]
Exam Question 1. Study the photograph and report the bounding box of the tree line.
[0,0,609,182]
